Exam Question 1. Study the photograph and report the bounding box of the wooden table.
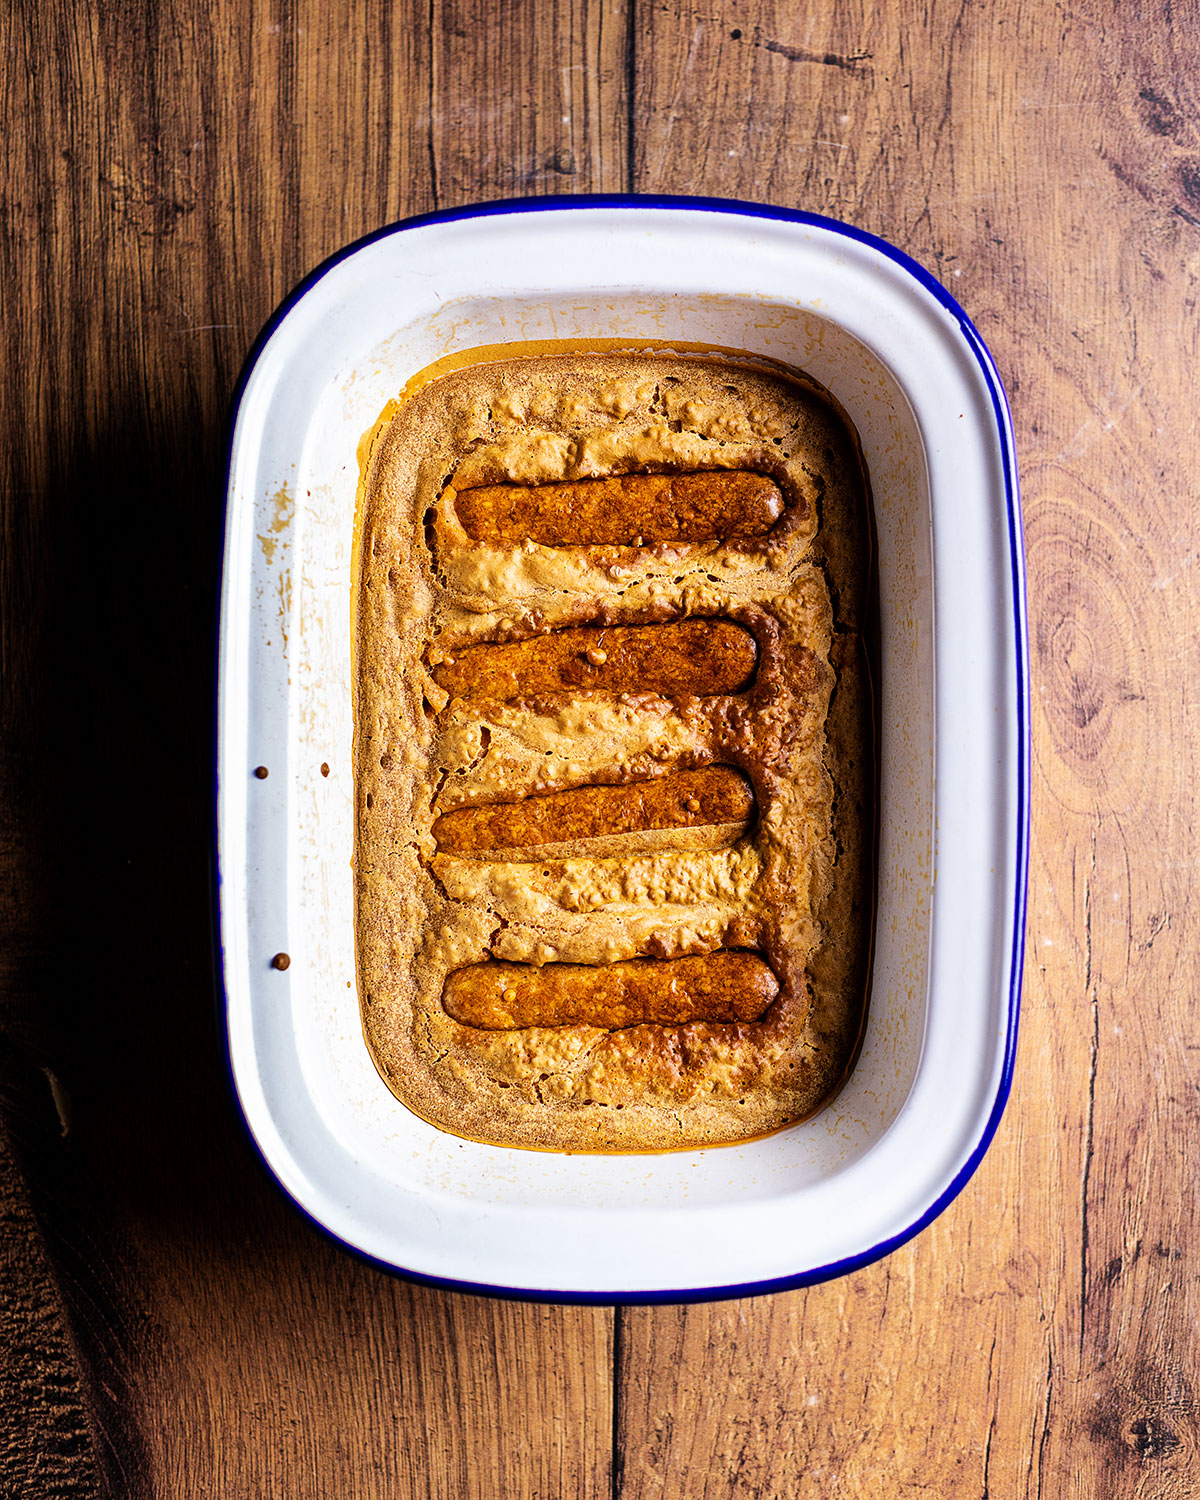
[3,2,1198,1494]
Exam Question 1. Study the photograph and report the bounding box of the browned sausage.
[431,619,757,701]
[433,766,754,854]
[454,470,783,547]
[443,952,778,1030]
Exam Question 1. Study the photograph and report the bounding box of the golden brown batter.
[354,350,873,1151]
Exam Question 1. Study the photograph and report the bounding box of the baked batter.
[354,351,873,1150]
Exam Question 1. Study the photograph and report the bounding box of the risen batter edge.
[354,352,874,1151]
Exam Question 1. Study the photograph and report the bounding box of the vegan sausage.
[443,951,779,1030]
[454,470,784,547]
[431,619,758,701]
[433,765,754,854]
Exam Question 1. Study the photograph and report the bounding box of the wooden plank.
[620,1,1200,1495]
[0,1125,103,1500]
[0,1,625,1494]
[145,1263,612,1500]
[9,0,1200,1491]
[430,0,629,206]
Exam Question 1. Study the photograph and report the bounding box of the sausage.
[443,951,779,1030]
[453,470,784,547]
[433,766,754,855]
[431,619,757,701]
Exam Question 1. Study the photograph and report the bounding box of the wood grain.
[1,2,621,1496]
[620,2,1200,1497]
[431,0,629,205]
[4,0,1200,1495]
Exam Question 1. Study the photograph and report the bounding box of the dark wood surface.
[3,1,1199,1494]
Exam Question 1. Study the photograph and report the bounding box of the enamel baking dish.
[218,196,1027,1302]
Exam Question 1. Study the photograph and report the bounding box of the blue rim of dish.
[219,192,1028,1305]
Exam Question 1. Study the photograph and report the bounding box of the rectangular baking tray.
[218,197,1027,1301]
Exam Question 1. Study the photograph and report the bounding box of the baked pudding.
[354,350,873,1151]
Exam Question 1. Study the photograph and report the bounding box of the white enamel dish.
[218,196,1027,1302]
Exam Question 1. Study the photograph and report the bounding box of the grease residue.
[259,483,295,564]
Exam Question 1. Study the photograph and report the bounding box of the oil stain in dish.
[257,483,295,654]
[259,482,295,564]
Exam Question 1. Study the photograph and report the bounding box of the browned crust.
[354,351,873,1152]
[443,953,779,1029]
[430,619,758,701]
[433,766,754,855]
[454,470,784,546]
